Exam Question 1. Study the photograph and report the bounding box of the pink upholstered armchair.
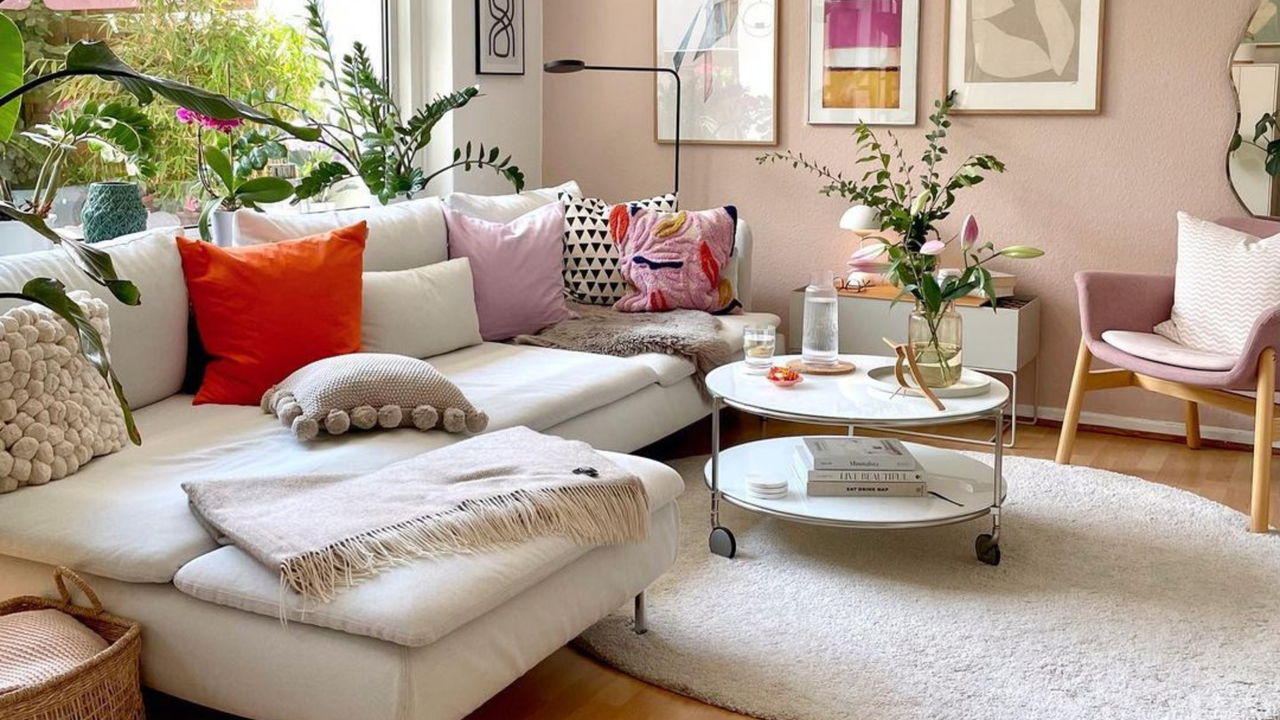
[1056,217,1280,533]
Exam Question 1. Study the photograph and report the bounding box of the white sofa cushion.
[0,228,188,410]
[1101,330,1239,371]
[444,181,581,224]
[234,198,447,272]
[0,343,666,583]
[171,452,681,647]
[362,259,482,358]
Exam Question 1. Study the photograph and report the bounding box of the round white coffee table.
[704,355,1011,564]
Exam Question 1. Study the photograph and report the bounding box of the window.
[1,0,389,226]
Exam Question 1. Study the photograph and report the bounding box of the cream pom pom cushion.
[0,292,127,493]
[261,353,489,442]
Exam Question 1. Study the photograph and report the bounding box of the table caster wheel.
[975,533,1001,566]
[709,526,736,558]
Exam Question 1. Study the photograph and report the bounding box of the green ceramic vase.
[81,182,148,244]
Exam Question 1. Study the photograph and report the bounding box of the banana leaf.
[0,41,320,143]
[0,14,21,143]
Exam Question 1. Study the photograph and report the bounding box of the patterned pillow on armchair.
[610,205,741,314]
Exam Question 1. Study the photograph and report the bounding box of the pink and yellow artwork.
[823,0,904,110]
[809,0,918,124]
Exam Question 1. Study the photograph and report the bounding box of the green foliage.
[16,100,154,217]
[758,92,1041,324]
[1235,112,1280,176]
[0,14,21,144]
[195,143,292,241]
[292,0,523,205]
[33,0,323,205]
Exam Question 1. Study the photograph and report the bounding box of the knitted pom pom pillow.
[262,353,489,442]
[0,292,127,493]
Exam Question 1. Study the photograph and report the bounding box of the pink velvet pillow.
[445,203,572,340]
[610,205,741,314]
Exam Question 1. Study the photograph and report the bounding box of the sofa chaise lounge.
[0,188,778,720]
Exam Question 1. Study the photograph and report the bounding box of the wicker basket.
[0,567,145,720]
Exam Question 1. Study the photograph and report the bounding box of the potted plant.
[177,109,294,244]
[759,93,1043,388]
[279,0,524,206]
[0,21,320,442]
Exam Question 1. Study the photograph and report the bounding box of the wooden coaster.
[786,359,857,375]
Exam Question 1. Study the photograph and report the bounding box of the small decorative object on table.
[759,92,1044,388]
[743,324,777,373]
[0,567,144,720]
[80,182,148,244]
[766,365,803,388]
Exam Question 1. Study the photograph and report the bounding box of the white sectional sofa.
[0,189,778,720]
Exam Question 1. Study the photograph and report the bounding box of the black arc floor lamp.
[543,58,681,197]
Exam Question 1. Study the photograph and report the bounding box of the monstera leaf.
[0,14,20,143]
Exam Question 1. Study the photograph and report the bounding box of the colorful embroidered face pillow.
[610,205,741,314]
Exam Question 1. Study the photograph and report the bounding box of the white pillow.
[0,227,188,410]
[362,259,482,359]
[444,181,582,224]
[234,198,447,272]
[1155,213,1280,355]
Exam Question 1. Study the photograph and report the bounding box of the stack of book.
[793,437,925,497]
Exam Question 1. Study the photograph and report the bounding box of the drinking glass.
[743,325,777,373]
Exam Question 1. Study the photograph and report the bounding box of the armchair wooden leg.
[1251,348,1276,533]
[1184,401,1201,450]
[1056,339,1093,465]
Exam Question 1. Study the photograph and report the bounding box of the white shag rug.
[577,454,1280,720]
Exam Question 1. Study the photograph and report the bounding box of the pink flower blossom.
[920,240,947,256]
[175,107,245,134]
[961,214,980,247]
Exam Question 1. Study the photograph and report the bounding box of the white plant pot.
[0,221,55,258]
[210,210,237,247]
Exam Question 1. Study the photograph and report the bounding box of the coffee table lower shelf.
[703,436,1007,562]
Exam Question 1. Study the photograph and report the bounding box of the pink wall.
[543,0,1255,429]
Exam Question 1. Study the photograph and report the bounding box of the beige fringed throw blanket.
[514,303,733,395]
[182,427,649,605]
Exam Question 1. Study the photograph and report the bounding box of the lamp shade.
[543,59,587,74]
[839,205,879,232]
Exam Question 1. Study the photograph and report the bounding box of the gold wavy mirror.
[1231,0,1280,216]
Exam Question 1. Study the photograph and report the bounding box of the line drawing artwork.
[487,0,515,59]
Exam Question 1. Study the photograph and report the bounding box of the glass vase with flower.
[759,92,1044,388]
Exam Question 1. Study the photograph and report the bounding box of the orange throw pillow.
[176,222,368,405]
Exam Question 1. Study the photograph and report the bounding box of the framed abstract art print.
[807,0,920,125]
[944,0,1105,114]
[655,0,779,145]
[476,0,525,75]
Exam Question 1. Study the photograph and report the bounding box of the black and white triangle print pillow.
[558,191,678,306]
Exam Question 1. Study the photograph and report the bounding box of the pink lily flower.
[920,240,947,256]
[961,214,980,247]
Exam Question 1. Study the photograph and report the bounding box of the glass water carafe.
[802,270,839,367]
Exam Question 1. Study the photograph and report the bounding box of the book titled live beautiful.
[798,437,918,471]
[792,449,926,498]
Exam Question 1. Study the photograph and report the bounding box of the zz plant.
[0,19,319,443]
[287,0,524,205]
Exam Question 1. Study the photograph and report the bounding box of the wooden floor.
[147,413,1277,720]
